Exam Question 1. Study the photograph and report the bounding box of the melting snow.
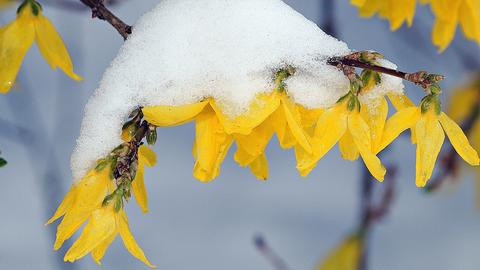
[71,0,404,180]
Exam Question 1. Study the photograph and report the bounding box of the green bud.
[361,70,372,87]
[347,96,360,112]
[373,72,381,85]
[102,192,116,207]
[146,127,158,145]
[428,83,442,95]
[0,158,7,168]
[114,197,123,212]
[420,95,433,113]
[336,92,351,104]
[433,96,442,115]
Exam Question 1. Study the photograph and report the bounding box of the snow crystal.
[71,0,404,180]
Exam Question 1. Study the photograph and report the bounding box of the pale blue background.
[0,1,479,270]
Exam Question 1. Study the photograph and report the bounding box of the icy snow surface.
[71,0,404,180]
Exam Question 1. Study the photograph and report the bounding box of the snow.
[71,0,404,180]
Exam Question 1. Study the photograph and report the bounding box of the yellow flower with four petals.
[0,0,81,93]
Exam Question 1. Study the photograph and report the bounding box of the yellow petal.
[387,93,415,111]
[248,153,269,180]
[54,168,111,250]
[118,210,156,268]
[432,19,458,52]
[386,93,417,143]
[294,144,318,177]
[132,146,157,213]
[446,87,478,123]
[316,235,362,270]
[142,101,208,127]
[458,0,480,42]
[211,92,280,135]
[91,231,116,265]
[0,10,35,93]
[378,107,419,153]
[64,206,117,263]
[34,15,82,80]
[297,104,347,172]
[438,112,479,165]
[193,106,233,182]
[270,107,294,149]
[298,105,324,129]
[46,184,77,225]
[234,120,275,157]
[351,0,367,7]
[281,95,312,153]
[388,0,416,30]
[138,145,157,167]
[415,113,445,187]
[338,131,360,161]
[349,113,386,181]
[234,146,257,167]
[361,97,388,152]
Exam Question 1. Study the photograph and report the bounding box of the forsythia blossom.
[316,234,363,270]
[381,93,479,187]
[48,145,156,267]
[49,62,479,266]
[0,0,81,93]
[351,0,480,51]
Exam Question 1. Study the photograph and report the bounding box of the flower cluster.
[0,0,81,94]
[49,53,479,266]
[351,0,480,51]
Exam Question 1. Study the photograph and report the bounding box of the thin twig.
[253,235,291,270]
[79,0,132,40]
[358,164,397,270]
[327,54,444,90]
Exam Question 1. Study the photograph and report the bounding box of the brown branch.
[79,0,132,40]
[254,235,290,270]
[327,52,445,90]
[358,164,397,270]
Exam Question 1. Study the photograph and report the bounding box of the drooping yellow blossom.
[351,0,416,31]
[143,82,317,181]
[295,93,386,181]
[47,161,155,267]
[0,0,81,93]
[132,145,157,213]
[351,0,480,51]
[380,95,479,187]
[65,204,155,268]
[316,234,363,270]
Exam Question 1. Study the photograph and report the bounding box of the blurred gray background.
[1,1,479,269]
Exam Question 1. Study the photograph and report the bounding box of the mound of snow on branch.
[71,0,404,180]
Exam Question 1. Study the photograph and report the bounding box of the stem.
[327,55,445,90]
[79,0,132,40]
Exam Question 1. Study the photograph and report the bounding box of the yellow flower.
[65,204,155,268]
[351,0,416,31]
[351,0,480,51]
[295,93,386,181]
[143,87,315,181]
[446,84,479,123]
[316,234,363,270]
[380,95,479,187]
[427,0,480,52]
[0,0,81,94]
[47,159,155,267]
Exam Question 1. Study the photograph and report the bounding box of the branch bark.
[79,0,132,40]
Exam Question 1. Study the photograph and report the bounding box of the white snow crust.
[71,0,404,180]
